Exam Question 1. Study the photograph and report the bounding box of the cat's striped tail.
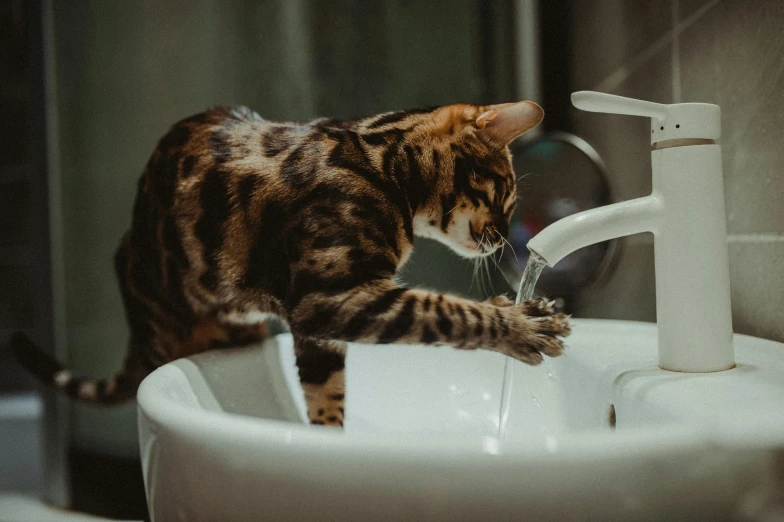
[10,332,143,405]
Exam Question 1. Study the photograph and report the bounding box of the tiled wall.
[569,0,784,343]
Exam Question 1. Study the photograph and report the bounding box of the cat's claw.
[534,312,571,337]
[520,296,556,317]
[487,295,556,316]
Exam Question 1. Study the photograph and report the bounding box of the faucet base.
[652,144,735,374]
[658,362,737,373]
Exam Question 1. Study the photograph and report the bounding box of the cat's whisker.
[494,248,506,269]
[468,258,479,293]
[482,256,495,294]
[500,235,517,263]
[470,256,485,294]
[489,251,502,280]
[482,257,491,294]
[446,205,459,215]
[478,256,486,294]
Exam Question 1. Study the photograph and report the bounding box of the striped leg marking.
[294,337,346,427]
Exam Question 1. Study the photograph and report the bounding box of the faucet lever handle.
[572,91,668,120]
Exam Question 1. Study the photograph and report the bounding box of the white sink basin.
[137,319,784,521]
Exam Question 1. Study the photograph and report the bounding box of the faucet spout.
[527,195,661,267]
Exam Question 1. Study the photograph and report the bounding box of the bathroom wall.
[0,0,53,394]
[569,0,784,343]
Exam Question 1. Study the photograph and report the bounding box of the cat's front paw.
[500,304,571,365]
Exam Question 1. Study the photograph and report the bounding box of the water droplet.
[531,394,540,407]
[547,371,555,381]
[482,436,500,455]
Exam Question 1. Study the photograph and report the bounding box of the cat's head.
[413,101,544,258]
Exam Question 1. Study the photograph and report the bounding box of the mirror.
[498,132,619,311]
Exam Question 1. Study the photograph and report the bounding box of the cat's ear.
[475,101,544,146]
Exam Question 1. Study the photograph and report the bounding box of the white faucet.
[527,91,735,373]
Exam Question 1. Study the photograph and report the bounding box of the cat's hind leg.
[293,336,345,427]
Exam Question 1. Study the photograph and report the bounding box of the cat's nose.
[485,219,508,241]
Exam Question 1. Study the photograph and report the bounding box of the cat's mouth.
[468,224,500,256]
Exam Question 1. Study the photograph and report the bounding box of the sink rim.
[136,318,776,462]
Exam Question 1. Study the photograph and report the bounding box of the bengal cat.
[11,101,570,427]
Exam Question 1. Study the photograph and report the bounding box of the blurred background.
[1,0,782,519]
